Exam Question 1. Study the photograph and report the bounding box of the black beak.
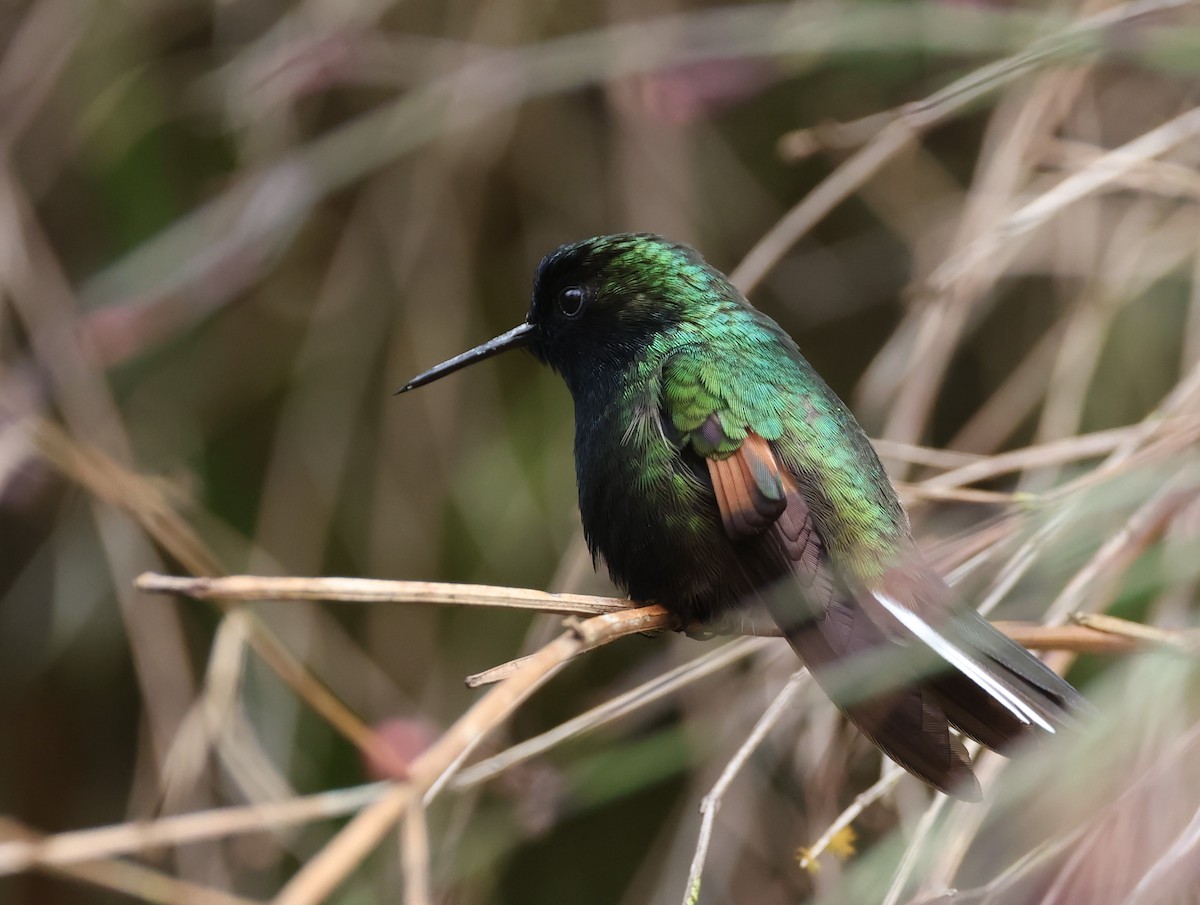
[396,321,536,394]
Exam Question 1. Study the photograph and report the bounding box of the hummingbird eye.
[557,286,585,318]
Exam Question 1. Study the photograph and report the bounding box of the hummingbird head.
[398,233,733,395]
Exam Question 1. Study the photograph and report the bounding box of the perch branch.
[137,573,1172,657]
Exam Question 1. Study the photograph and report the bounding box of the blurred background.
[2,0,1200,903]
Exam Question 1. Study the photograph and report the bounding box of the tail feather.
[766,589,983,799]
[870,585,1086,739]
[928,672,1029,752]
[763,577,1082,799]
[872,592,1058,733]
[945,605,1086,720]
[701,436,1084,798]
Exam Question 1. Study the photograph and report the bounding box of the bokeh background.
[2,1,1200,903]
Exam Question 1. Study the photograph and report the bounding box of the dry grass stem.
[1,167,200,798]
[1041,138,1200,200]
[921,426,1141,491]
[7,0,1200,901]
[898,484,1025,505]
[683,670,810,905]
[870,439,982,470]
[464,653,547,688]
[137,573,1159,658]
[28,417,412,777]
[882,793,952,905]
[732,123,917,294]
[136,572,629,616]
[946,317,1072,454]
[936,106,1200,290]
[946,825,1093,904]
[1125,802,1200,904]
[455,637,770,789]
[734,0,1193,295]
[271,606,669,905]
[402,805,433,905]
[0,819,260,905]
[1044,481,1196,625]
[0,785,390,875]
[1074,613,1200,653]
[795,765,906,873]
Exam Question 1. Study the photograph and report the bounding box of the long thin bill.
[396,321,536,393]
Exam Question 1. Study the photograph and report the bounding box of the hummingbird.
[399,233,1083,799]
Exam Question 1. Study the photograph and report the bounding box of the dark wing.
[703,423,983,798]
[660,340,1083,798]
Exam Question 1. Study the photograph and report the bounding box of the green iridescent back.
[558,234,910,581]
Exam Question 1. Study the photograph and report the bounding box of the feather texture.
[703,433,977,795]
[432,233,1092,799]
[701,427,1081,797]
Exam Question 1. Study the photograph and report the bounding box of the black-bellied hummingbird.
[400,233,1084,799]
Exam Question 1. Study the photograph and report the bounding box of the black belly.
[575,439,792,625]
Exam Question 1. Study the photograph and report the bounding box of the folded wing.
[701,423,1082,799]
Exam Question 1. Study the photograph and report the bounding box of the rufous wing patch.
[705,428,785,540]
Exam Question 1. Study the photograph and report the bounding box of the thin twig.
[88,0,1182,313]
[731,0,1192,294]
[731,121,916,293]
[455,637,769,789]
[922,426,1140,491]
[137,572,1157,656]
[0,164,201,812]
[1040,137,1200,200]
[402,805,432,905]
[796,764,905,872]
[0,818,259,905]
[950,824,1092,905]
[682,670,809,905]
[29,418,413,778]
[966,355,1200,622]
[934,106,1200,290]
[1073,613,1200,654]
[881,793,951,905]
[897,483,1026,505]
[875,65,1093,463]
[0,784,391,875]
[867,439,982,471]
[1044,480,1195,624]
[1001,620,1146,654]
[465,653,546,687]
[137,572,628,615]
[947,317,1070,454]
[271,605,670,905]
